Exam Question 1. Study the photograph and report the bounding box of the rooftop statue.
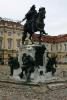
[21,5,47,44]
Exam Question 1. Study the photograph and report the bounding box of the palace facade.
[0,18,23,64]
[0,17,67,66]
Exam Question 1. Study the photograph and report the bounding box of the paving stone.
[0,65,67,100]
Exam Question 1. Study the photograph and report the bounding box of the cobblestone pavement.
[0,65,67,100]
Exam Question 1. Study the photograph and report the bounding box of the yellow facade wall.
[0,19,23,64]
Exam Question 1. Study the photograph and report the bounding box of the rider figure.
[22,5,37,33]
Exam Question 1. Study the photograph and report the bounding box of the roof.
[0,17,23,27]
[32,34,67,43]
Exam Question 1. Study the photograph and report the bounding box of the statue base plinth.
[12,43,57,83]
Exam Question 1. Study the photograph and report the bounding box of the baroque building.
[0,18,23,64]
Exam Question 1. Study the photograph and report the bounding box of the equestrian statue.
[14,5,57,82]
[21,5,47,44]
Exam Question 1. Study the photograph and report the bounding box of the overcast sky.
[0,0,67,36]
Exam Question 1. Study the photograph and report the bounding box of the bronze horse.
[22,7,47,44]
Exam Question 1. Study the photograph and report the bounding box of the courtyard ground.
[0,65,67,100]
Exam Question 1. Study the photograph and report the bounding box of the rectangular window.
[8,32,12,36]
[16,39,20,47]
[63,55,67,63]
[56,44,58,51]
[0,31,3,35]
[60,43,62,51]
[0,39,2,49]
[51,44,53,51]
[8,38,12,49]
[64,43,67,51]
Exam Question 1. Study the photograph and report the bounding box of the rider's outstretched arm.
[22,17,26,22]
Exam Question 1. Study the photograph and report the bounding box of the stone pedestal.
[12,43,57,83]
